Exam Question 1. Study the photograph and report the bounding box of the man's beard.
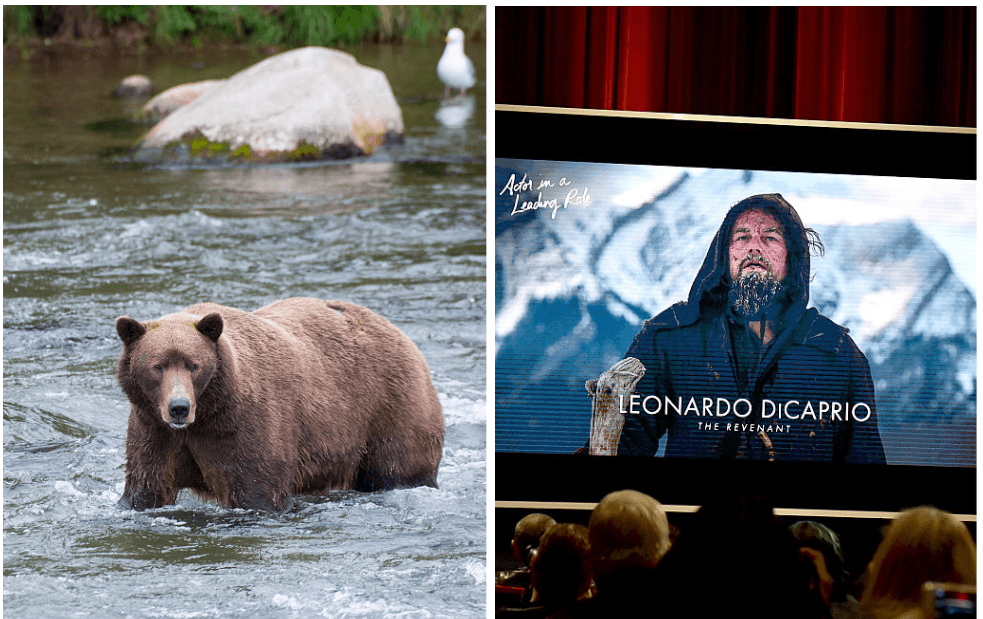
[729,271,783,319]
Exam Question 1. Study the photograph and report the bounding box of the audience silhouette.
[496,513,558,607]
[495,496,976,619]
[497,523,593,617]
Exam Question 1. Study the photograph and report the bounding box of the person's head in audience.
[587,489,670,582]
[654,496,826,618]
[529,523,593,609]
[791,520,851,604]
[512,513,557,566]
[860,506,976,619]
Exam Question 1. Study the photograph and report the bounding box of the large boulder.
[135,47,403,163]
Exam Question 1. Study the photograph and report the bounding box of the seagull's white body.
[437,27,476,100]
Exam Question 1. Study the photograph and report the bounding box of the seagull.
[437,27,476,101]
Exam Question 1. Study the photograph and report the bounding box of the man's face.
[729,210,787,283]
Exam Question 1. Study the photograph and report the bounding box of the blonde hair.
[588,489,670,579]
[861,506,976,618]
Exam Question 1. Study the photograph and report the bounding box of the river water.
[3,41,487,618]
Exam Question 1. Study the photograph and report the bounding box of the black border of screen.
[494,105,977,517]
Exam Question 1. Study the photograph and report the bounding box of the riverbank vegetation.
[3,5,485,51]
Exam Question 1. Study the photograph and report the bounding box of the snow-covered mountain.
[495,162,976,466]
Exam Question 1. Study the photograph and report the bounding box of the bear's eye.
[191,363,200,373]
[152,364,164,374]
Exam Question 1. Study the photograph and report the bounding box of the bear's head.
[115,312,224,430]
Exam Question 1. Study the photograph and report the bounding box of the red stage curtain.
[496,6,975,127]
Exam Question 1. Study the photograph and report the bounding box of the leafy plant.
[151,5,197,45]
[3,5,34,45]
[97,6,150,26]
[281,6,380,47]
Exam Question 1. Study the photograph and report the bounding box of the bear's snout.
[168,397,192,428]
[162,375,196,429]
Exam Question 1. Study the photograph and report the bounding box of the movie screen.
[495,159,976,468]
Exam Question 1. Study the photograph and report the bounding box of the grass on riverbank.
[3,5,485,51]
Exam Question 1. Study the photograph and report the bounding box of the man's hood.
[650,194,818,334]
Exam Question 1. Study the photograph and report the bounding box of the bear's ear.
[585,379,597,397]
[197,313,224,342]
[116,317,146,345]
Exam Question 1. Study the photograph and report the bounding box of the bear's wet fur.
[115,297,444,511]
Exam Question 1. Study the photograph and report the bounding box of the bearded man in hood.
[618,194,886,463]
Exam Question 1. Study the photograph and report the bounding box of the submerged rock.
[114,75,153,98]
[135,47,404,164]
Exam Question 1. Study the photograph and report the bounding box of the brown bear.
[115,297,444,511]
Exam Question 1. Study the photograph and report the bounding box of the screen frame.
[494,104,977,520]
